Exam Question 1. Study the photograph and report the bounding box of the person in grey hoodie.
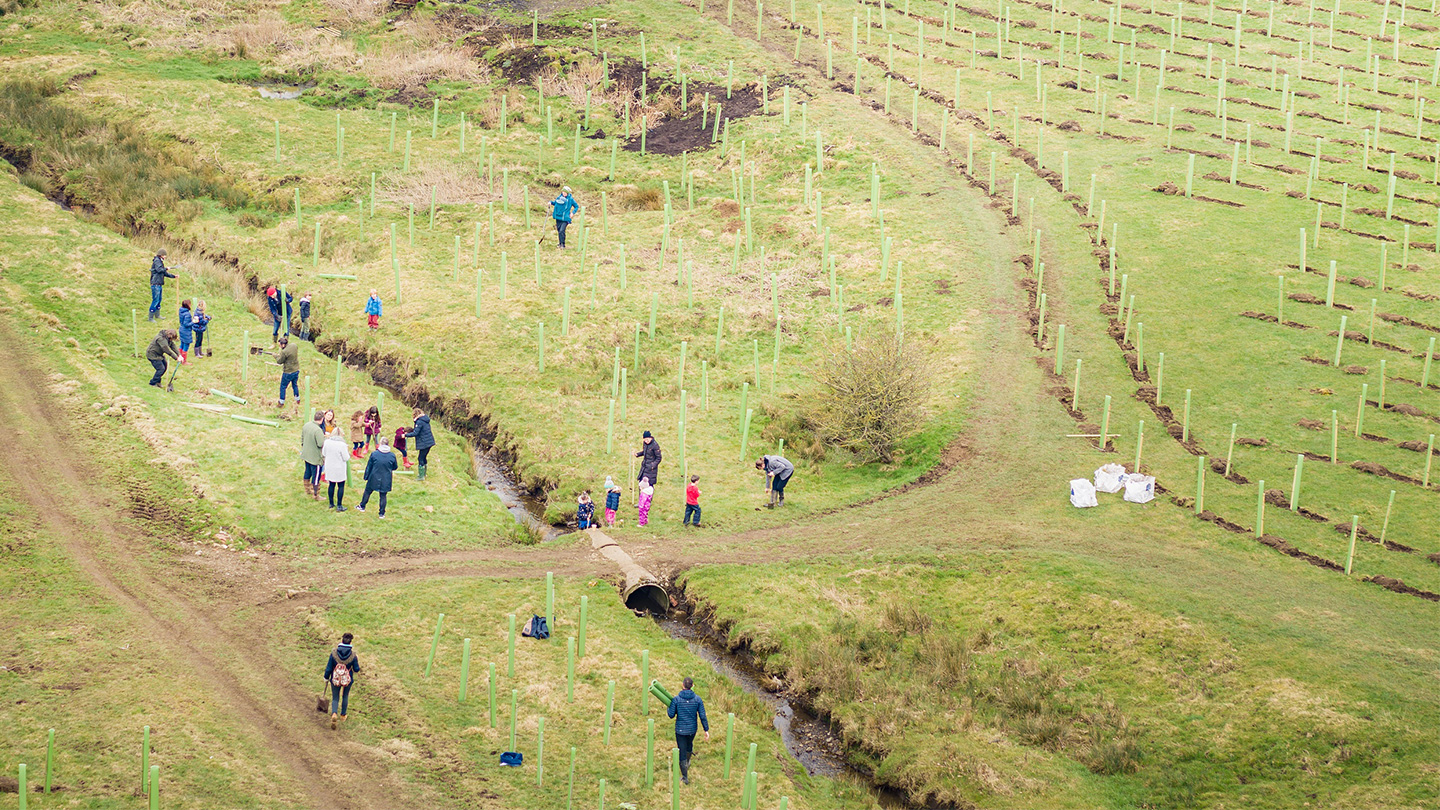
[323,633,361,730]
[666,676,710,784]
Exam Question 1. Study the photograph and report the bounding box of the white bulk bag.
[1094,463,1127,493]
[1070,478,1099,508]
[1123,474,1156,504]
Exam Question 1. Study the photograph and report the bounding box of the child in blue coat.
[364,290,382,330]
[177,299,194,363]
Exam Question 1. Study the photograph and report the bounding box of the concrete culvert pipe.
[590,530,669,616]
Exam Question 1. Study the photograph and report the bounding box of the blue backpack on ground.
[521,614,549,640]
[500,751,523,767]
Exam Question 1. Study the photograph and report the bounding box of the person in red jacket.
[683,475,702,527]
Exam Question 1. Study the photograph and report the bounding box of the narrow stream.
[656,615,915,810]
[469,447,565,542]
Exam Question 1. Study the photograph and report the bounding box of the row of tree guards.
[416,573,789,809]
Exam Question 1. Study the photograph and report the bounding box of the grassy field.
[2,0,1439,805]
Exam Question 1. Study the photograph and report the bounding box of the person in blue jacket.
[667,676,710,785]
[355,437,398,518]
[364,289,383,330]
[548,186,578,248]
[148,249,177,321]
[404,407,435,481]
[176,299,194,364]
[265,284,283,341]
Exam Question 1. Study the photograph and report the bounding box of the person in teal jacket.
[548,186,578,248]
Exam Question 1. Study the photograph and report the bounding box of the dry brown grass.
[323,0,382,24]
[359,41,482,90]
[376,165,501,209]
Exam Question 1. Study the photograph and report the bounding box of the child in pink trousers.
[637,477,654,526]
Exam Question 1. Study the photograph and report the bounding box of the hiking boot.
[331,713,338,730]
[354,505,365,512]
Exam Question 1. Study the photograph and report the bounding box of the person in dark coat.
[148,249,177,321]
[356,438,398,518]
[405,407,436,481]
[192,301,211,357]
[145,329,179,387]
[635,431,662,486]
[667,676,710,784]
[298,293,312,341]
[266,285,283,341]
[323,633,361,729]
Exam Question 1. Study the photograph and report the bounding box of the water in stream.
[469,448,565,542]
[657,615,916,810]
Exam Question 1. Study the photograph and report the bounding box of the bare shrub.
[810,332,931,463]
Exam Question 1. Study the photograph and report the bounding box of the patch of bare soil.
[625,83,764,156]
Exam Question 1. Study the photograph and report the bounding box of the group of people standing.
[574,430,796,529]
[297,406,435,517]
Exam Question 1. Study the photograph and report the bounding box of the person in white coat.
[322,431,351,512]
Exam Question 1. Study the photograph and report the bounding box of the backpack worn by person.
[521,614,550,640]
[331,659,353,688]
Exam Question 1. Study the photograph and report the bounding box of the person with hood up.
[355,436,398,518]
[323,632,362,730]
[666,676,710,785]
[637,477,654,527]
[405,407,435,481]
[635,430,662,486]
[322,430,351,512]
[145,329,180,387]
[548,186,578,248]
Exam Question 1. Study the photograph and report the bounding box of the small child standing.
[363,406,382,451]
[637,477,654,527]
[364,290,382,330]
[192,301,211,357]
[299,293,313,341]
[684,475,702,527]
[604,477,621,527]
[392,426,410,469]
[576,491,595,529]
[349,410,366,459]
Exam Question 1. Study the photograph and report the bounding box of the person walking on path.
[405,407,435,481]
[548,186,578,248]
[756,455,795,508]
[300,409,326,500]
[364,290,382,330]
[604,477,622,527]
[635,431,662,486]
[275,335,300,418]
[637,477,654,527]
[666,676,709,785]
[683,475,702,527]
[145,329,179,387]
[323,633,361,730]
[355,437,398,518]
[148,249,177,322]
[176,299,194,364]
[322,430,350,512]
[265,285,284,341]
[192,301,211,358]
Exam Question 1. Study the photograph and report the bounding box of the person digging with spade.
[145,329,180,387]
[274,335,301,419]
